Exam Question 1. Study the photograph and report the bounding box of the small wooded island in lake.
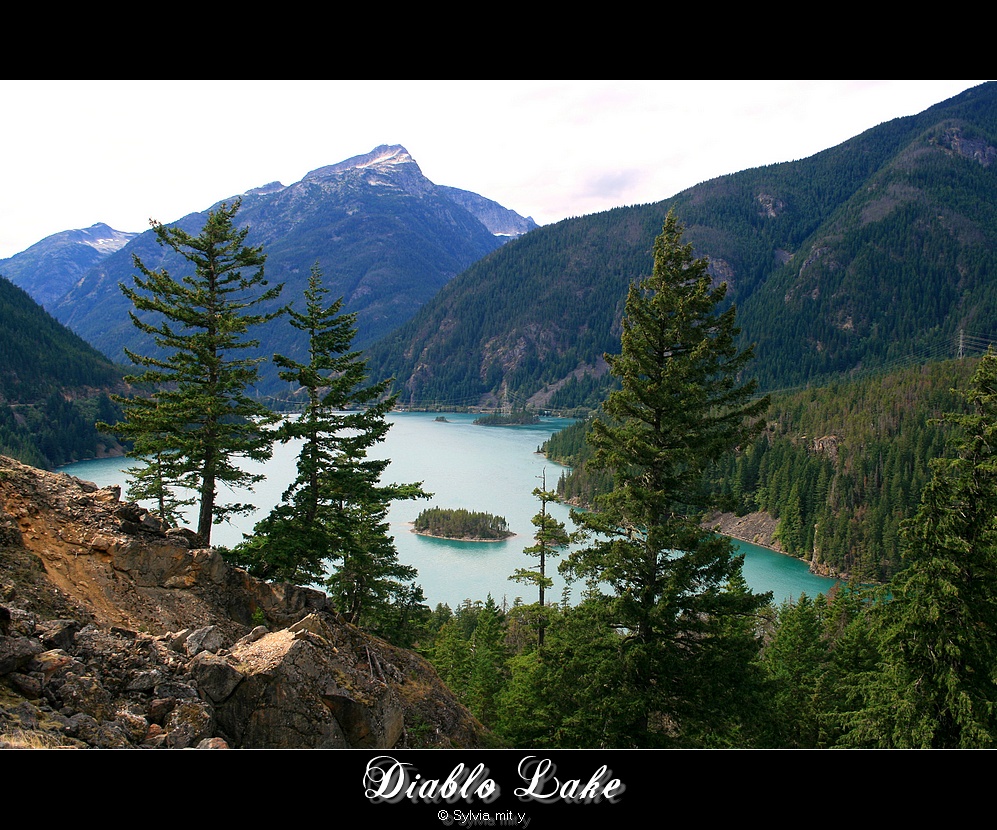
[413,507,513,541]
[472,410,540,426]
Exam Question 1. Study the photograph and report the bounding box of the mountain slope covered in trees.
[0,276,124,467]
[543,356,980,584]
[367,82,997,407]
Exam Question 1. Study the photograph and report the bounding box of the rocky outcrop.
[705,510,783,553]
[0,455,489,749]
[811,434,840,461]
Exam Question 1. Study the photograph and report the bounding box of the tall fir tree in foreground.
[555,211,772,746]
[233,265,429,634]
[102,200,283,545]
[509,469,572,647]
[846,351,997,748]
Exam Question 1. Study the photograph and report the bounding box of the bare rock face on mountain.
[0,455,488,749]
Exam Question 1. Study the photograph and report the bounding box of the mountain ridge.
[365,82,997,407]
[0,223,137,310]
[1,145,536,389]
[5,86,997,419]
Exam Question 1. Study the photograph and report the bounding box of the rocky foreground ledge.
[0,456,488,749]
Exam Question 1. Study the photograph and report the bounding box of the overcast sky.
[0,80,988,260]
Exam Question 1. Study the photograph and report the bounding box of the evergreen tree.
[849,351,997,747]
[518,600,635,747]
[432,615,474,699]
[559,211,772,746]
[124,446,195,527]
[325,497,423,631]
[368,581,433,650]
[102,200,284,545]
[762,593,828,747]
[494,650,551,745]
[232,265,429,626]
[509,469,572,646]
[465,595,509,728]
[816,585,881,747]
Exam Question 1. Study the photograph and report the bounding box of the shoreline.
[707,510,845,581]
[705,510,783,554]
[408,524,518,544]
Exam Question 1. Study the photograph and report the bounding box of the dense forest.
[367,83,997,410]
[0,276,125,467]
[415,348,997,748]
[400,197,997,750]
[712,359,976,582]
[544,357,980,584]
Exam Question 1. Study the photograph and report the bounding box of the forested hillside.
[0,276,124,467]
[367,205,661,408]
[368,82,997,407]
[366,205,667,408]
[544,357,980,583]
[716,358,980,582]
[732,114,997,391]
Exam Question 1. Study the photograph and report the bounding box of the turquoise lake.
[59,411,839,610]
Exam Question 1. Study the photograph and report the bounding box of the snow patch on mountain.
[80,224,137,254]
[304,144,418,181]
[355,145,413,169]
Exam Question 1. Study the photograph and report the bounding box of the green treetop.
[102,200,284,545]
[848,350,997,748]
[510,469,572,646]
[558,211,772,745]
[233,265,429,632]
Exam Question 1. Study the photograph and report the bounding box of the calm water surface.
[60,411,838,610]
